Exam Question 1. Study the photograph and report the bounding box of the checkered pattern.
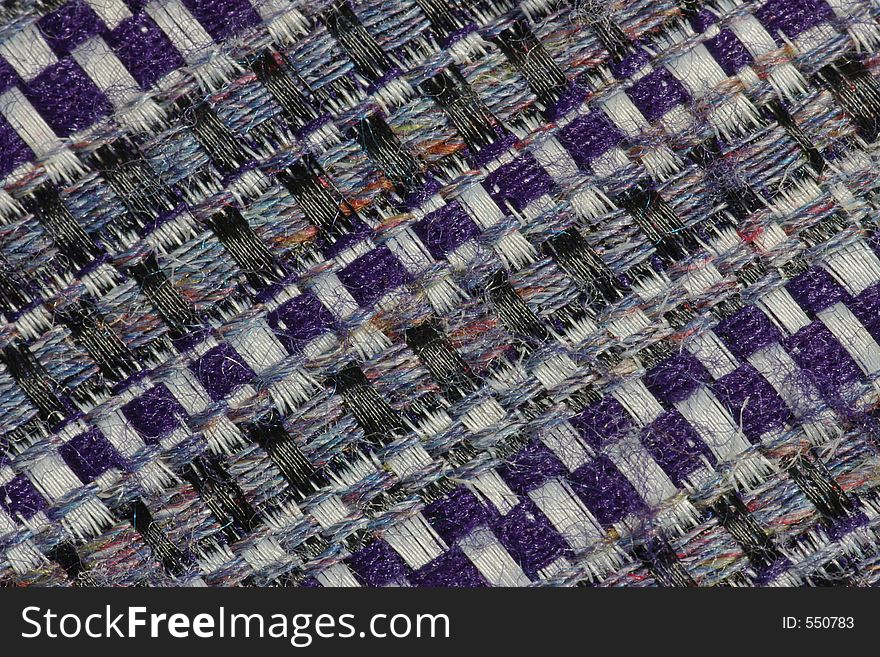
[1,0,880,586]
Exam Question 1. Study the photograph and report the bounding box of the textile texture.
[1,0,880,587]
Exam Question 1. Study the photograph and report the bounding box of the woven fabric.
[1,0,880,587]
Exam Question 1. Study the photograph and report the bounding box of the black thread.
[278,158,356,243]
[493,21,568,108]
[816,56,880,142]
[122,499,192,577]
[23,185,102,269]
[206,206,285,290]
[46,541,95,585]
[94,139,177,228]
[57,298,141,383]
[129,253,200,336]
[246,411,324,500]
[616,184,692,262]
[420,67,500,154]
[0,341,68,424]
[405,319,479,401]
[0,255,31,317]
[765,101,825,174]
[184,456,260,541]
[713,493,782,572]
[249,50,320,130]
[588,15,635,63]
[486,271,549,341]
[324,1,394,82]
[353,113,424,195]
[331,363,403,443]
[414,0,467,39]
[545,227,624,308]
[184,100,251,171]
[634,538,697,587]
[787,455,855,523]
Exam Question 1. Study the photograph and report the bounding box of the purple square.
[570,396,634,451]
[59,428,123,483]
[0,474,47,521]
[412,201,481,260]
[409,547,488,587]
[491,499,567,577]
[626,68,690,123]
[337,246,409,308]
[557,111,625,170]
[122,384,186,443]
[497,439,566,495]
[644,351,710,404]
[38,0,104,56]
[423,487,488,545]
[715,305,782,360]
[704,29,753,76]
[267,292,335,353]
[24,58,112,137]
[611,48,651,80]
[755,0,833,41]
[181,0,261,41]
[713,365,791,441]
[851,282,880,343]
[347,539,411,586]
[569,456,645,527]
[0,57,21,93]
[190,343,255,401]
[483,153,554,212]
[0,114,34,178]
[642,410,715,485]
[107,13,186,90]
[786,267,848,315]
[784,322,861,401]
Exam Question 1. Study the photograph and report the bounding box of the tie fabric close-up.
[1,0,880,589]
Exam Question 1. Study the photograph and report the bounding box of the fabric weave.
[1,0,880,587]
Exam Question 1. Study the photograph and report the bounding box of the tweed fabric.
[1,0,880,587]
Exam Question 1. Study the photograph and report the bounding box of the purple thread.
[626,68,690,123]
[754,0,834,41]
[642,410,716,485]
[715,305,782,360]
[484,153,555,212]
[786,267,849,315]
[644,352,711,405]
[704,29,753,76]
[181,0,262,41]
[557,111,625,170]
[491,498,567,577]
[107,13,186,90]
[59,428,123,483]
[37,0,104,56]
[267,292,335,353]
[423,487,488,545]
[0,474,47,521]
[24,58,112,137]
[411,201,481,259]
[337,246,409,307]
[569,396,633,451]
[569,456,645,527]
[410,547,488,587]
[713,364,791,442]
[0,114,34,178]
[190,343,255,401]
[497,439,567,495]
[784,322,862,402]
[348,539,411,586]
[122,384,186,443]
